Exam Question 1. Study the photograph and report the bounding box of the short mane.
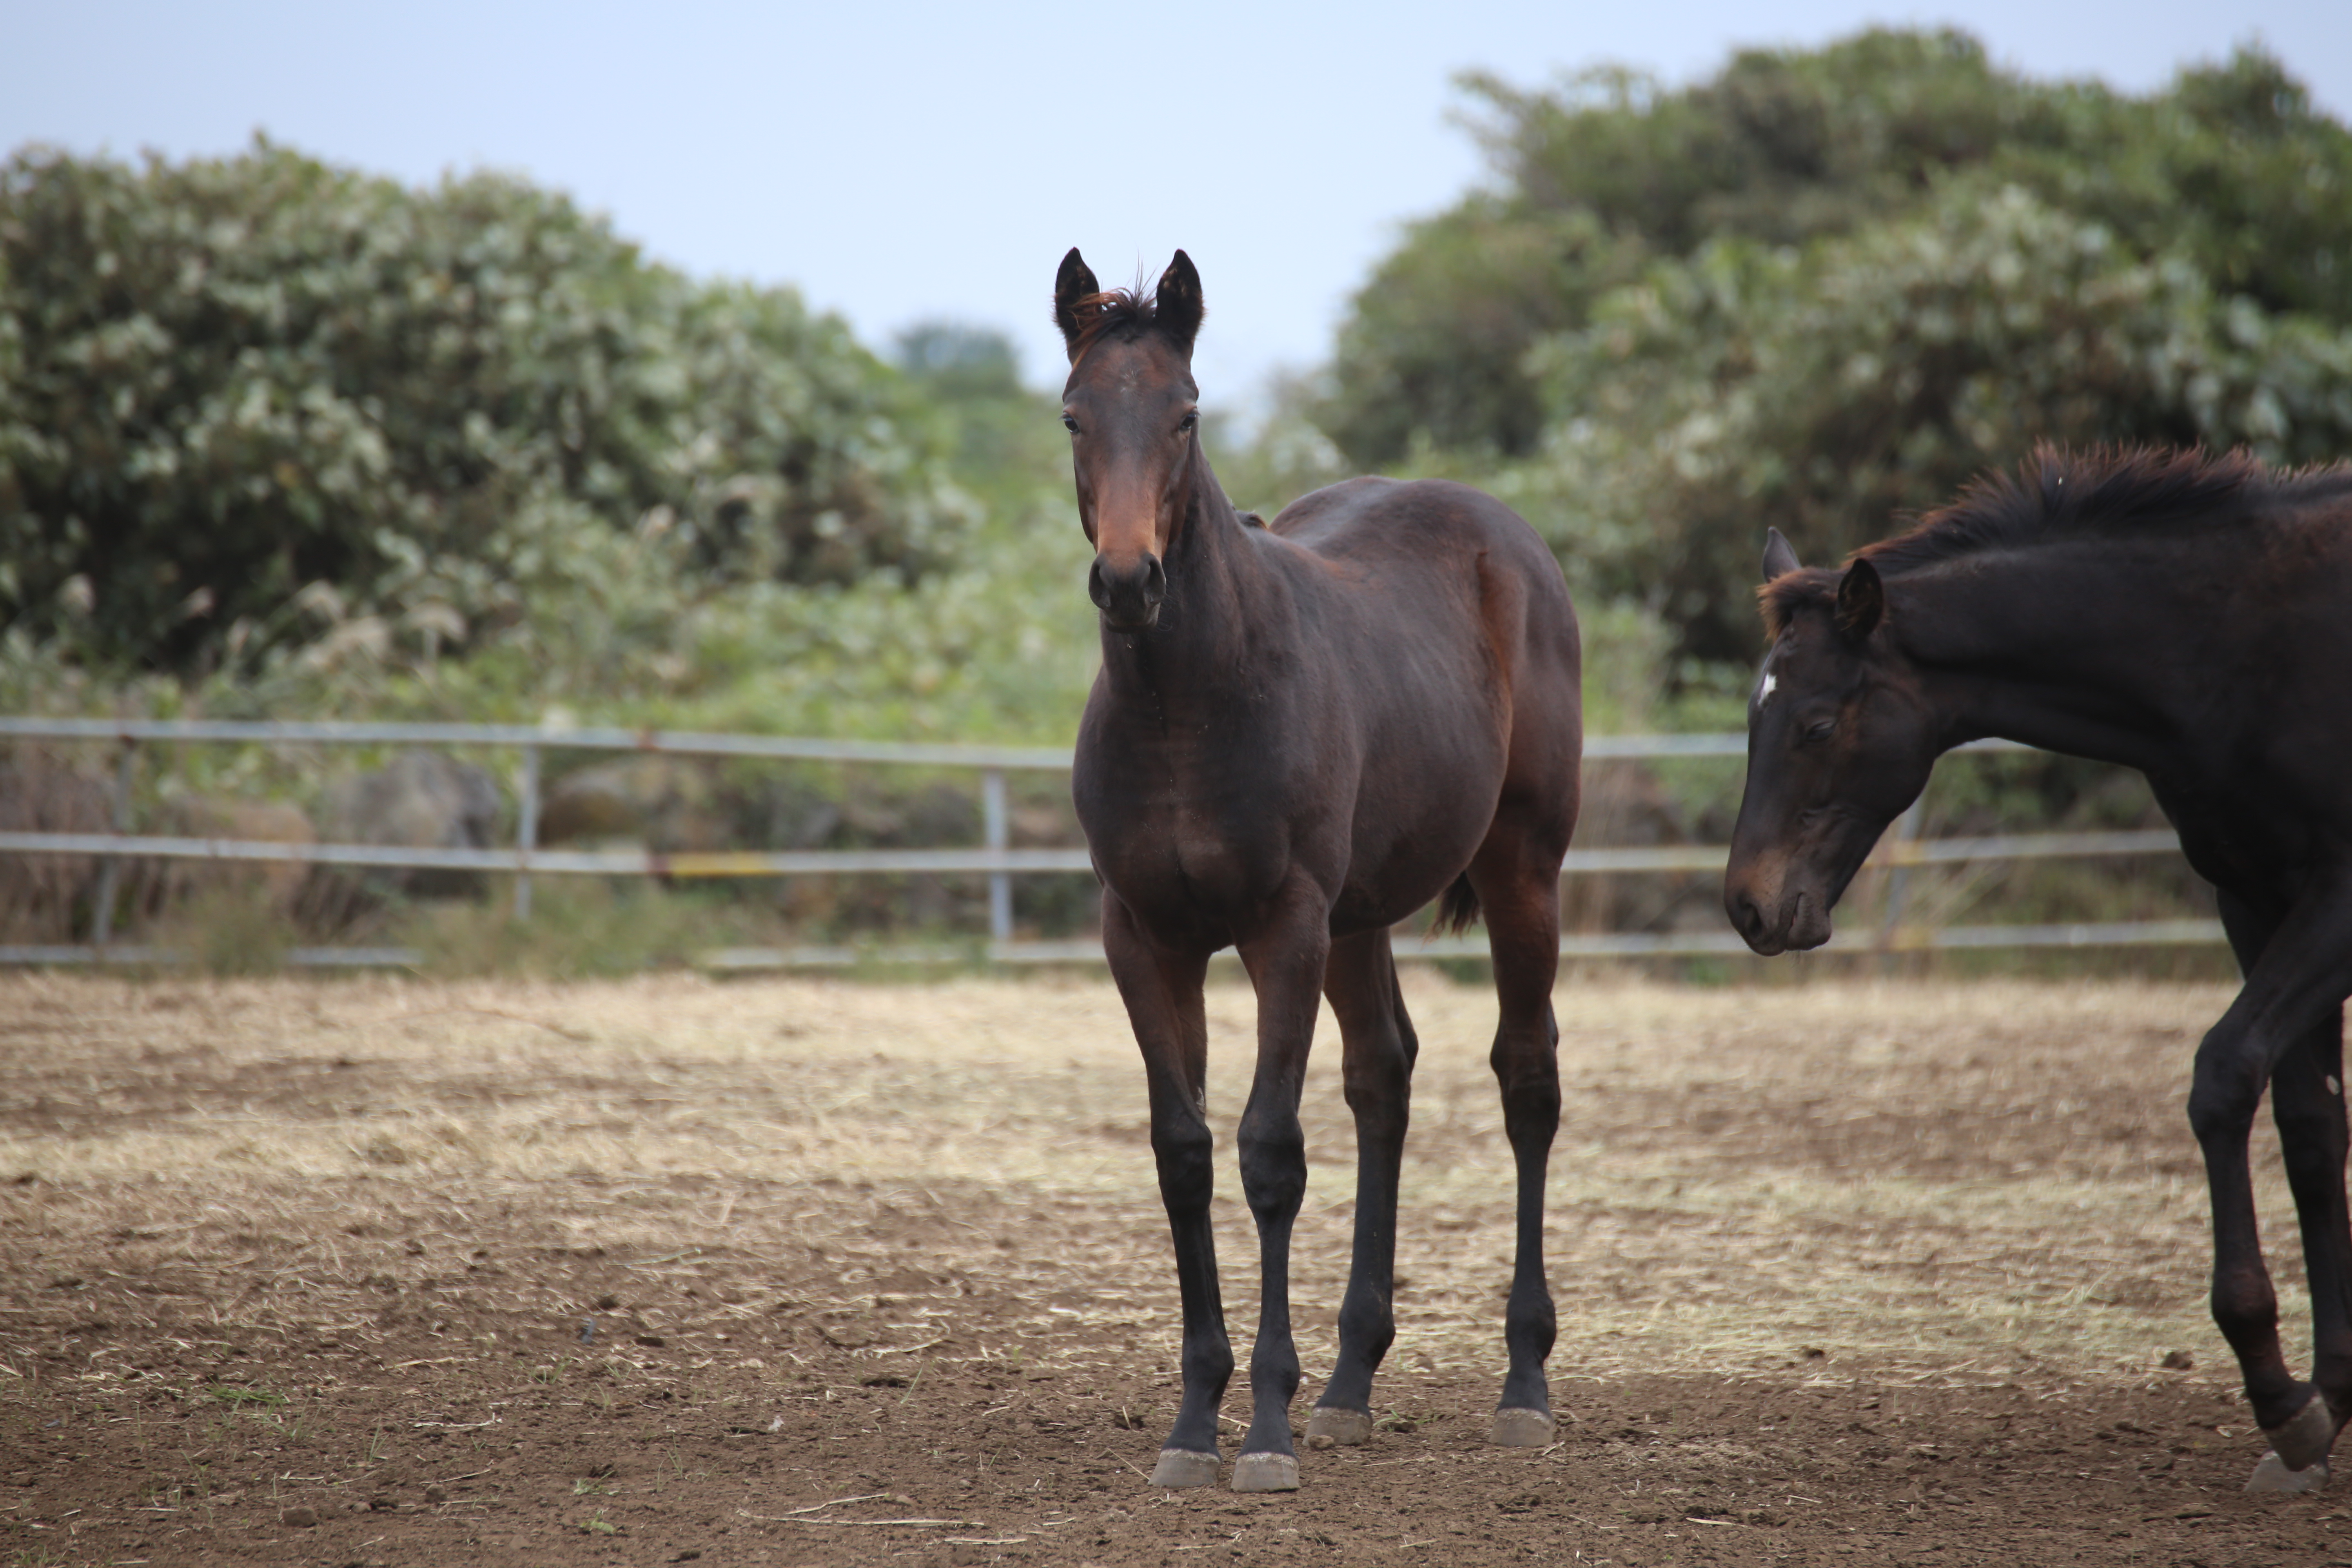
[1062,284,1159,359]
[1760,444,2352,635]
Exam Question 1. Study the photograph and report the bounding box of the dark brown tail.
[1434,872,1481,935]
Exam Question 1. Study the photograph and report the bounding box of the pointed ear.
[1154,250,1204,356]
[1762,527,1801,581]
[1834,556,1885,639]
[1053,247,1101,361]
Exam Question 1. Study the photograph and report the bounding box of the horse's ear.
[1762,528,1801,581]
[1834,556,1885,639]
[1054,247,1101,361]
[1155,250,1204,357]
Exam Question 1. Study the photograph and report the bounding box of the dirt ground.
[4,969,2350,1567]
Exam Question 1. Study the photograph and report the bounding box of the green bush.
[1505,183,2352,662]
[1306,31,2352,668]
[0,138,963,677]
[1320,33,2352,473]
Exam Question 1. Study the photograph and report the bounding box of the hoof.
[1230,1452,1300,1493]
[2248,1453,2330,1494]
[1307,1406,1373,1446]
[1491,1407,1555,1448]
[1150,1448,1221,1489]
[2265,1394,2339,1472]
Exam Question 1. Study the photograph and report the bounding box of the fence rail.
[0,715,2221,969]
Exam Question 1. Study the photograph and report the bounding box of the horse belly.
[1332,752,1507,931]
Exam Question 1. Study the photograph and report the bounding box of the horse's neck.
[1096,453,1270,706]
[1897,549,2198,773]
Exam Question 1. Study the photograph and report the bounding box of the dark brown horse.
[1724,445,2352,1493]
[1054,249,1582,1492]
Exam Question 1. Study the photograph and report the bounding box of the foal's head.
[1724,530,1940,956]
[1052,248,1207,631]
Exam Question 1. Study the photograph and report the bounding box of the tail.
[1434,872,1481,935]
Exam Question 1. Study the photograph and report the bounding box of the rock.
[320,751,499,857]
[280,1506,319,1528]
[537,757,726,855]
[308,751,503,920]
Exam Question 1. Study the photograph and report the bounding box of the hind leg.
[2256,1004,2352,1494]
[2190,886,2352,1491]
[1307,928,1418,1446]
[1466,816,1568,1448]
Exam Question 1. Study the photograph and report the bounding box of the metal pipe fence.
[0,715,2221,969]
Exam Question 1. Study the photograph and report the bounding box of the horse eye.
[1802,719,1836,744]
[1061,415,1079,433]
[1178,411,1198,432]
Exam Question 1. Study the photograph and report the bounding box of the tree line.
[6,30,2350,699]
[1312,31,2352,664]
[0,137,966,679]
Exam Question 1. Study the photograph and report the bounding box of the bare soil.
[3,970,2349,1566]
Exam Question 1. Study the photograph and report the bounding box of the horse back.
[1270,475,1583,852]
[1267,476,1580,722]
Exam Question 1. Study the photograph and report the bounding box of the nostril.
[1087,557,1111,610]
[1143,555,1166,602]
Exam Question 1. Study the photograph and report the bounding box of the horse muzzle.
[1090,551,1166,631]
[1725,881,1834,956]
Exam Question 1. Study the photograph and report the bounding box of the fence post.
[514,743,540,922]
[982,768,1011,949]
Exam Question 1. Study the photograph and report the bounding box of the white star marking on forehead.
[1757,672,1779,707]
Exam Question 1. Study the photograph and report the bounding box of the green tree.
[1506,185,2352,662]
[1318,31,2352,472]
[0,138,958,675]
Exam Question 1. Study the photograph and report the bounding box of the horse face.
[1054,249,1205,631]
[1725,555,1936,956]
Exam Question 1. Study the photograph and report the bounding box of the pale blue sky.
[7,1,2347,404]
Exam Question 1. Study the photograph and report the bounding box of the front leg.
[1229,882,1334,1492]
[1102,897,1227,1488]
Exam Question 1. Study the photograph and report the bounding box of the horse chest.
[2153,772,2322,904]
[1088,787,1286,908]
[1075,735,1312,926]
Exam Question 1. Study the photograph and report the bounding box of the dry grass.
[0,970,2287,1408]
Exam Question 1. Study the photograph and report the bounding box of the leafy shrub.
[1307,31,2352,668]
[1506,183,2352,661]
[0,138,964,677]
[1319,33,2352,473]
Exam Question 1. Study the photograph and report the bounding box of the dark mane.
[1061,284,1160,359]
[1760,445,2352,635]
